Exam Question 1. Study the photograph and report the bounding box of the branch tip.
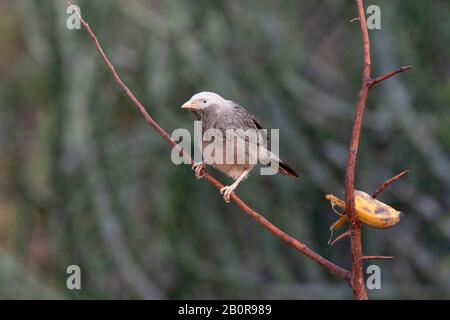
[372,170,410,199]
[369,65,413,88]
[363,255,395,261]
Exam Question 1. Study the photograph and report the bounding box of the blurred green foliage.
[0,0,449,299]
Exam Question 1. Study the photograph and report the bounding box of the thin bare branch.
[363,255,395,261]
[345,0,371,300]
[372,170,410,199]
[346,1,411,299]
[369,66,413,88]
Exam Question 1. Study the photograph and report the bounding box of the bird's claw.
[192,162,205,179]
[220,185,235,203]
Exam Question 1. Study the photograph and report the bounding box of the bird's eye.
[203,100,207,104]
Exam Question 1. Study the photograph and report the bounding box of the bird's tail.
[259,146,299,178]
[278,160,299,178]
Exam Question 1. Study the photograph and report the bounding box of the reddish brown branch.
[369,66,413,88]
[363,256,395,261]
[344,0,371,300]
[76,8,351,282]
[346,1,411,299]
[372,170,410,199]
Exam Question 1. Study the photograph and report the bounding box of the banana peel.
[326,190,403,232]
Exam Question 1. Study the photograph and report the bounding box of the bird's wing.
[216,102,298,177]
[223,103,268,144]
[209,102,270,166]
[231,103,264,130]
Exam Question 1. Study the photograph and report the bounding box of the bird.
[181,92,298,202]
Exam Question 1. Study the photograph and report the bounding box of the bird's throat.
[192,109,204,121]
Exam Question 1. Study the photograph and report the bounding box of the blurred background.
[0,0,449,299]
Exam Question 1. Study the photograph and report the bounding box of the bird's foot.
[192,162,205,179]
[220,185,236,203]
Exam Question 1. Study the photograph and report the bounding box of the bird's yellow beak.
[181,101,197,110]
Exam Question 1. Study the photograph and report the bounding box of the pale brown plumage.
[182,92,298,202]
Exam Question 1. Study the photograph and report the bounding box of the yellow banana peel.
[326,190,403,231]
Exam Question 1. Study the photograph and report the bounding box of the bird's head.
[181,92,227,112]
